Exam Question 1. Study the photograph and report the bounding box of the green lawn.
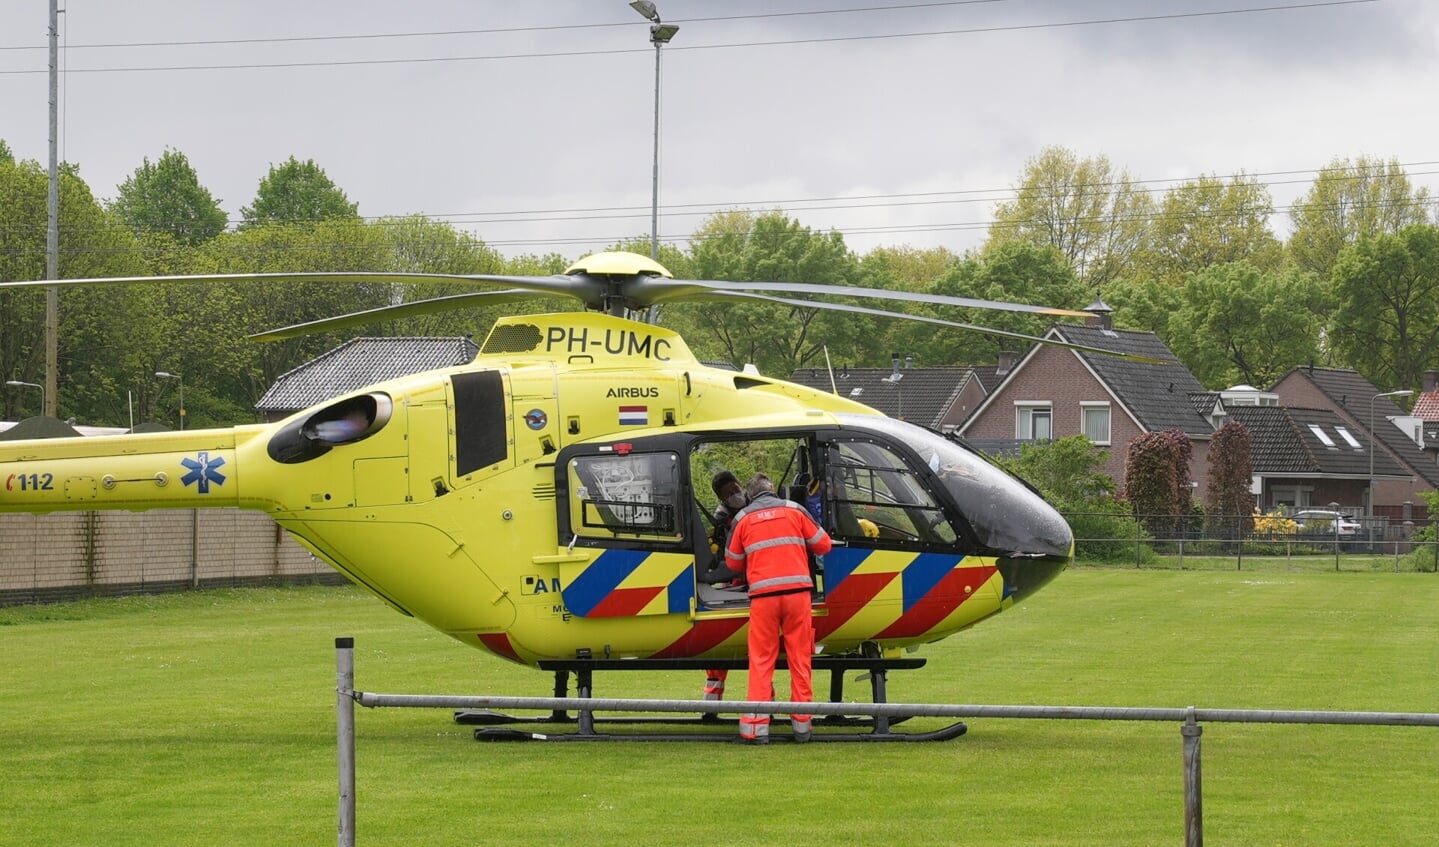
[2,569,1436,846]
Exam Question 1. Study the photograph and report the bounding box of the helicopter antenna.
[823,346,837,395]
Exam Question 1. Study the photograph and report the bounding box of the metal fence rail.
[333,639,1439,847]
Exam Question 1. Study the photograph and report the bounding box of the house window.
[1016,403,1052,441]
[1334,426,1363,450]
[1308,424,1336,448]
[1081,403,1111,445]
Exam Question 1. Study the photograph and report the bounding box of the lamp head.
[630,1,659,21]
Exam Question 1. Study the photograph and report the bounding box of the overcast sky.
[2,0,1436,261]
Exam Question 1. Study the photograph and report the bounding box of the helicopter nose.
[995,554,1068,605]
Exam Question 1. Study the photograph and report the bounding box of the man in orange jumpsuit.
[723,473,832,744]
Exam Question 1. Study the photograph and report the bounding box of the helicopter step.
[456,656,968,742]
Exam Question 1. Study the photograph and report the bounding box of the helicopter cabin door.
[555,446,692,619]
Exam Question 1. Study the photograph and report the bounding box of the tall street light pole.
[1368,388,1413,544]
[630,1,679,265]
[157,371,185,430]
[5,380,46,418]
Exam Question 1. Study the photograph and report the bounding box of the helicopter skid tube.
[457,656,968,742]
[471,722,967,743]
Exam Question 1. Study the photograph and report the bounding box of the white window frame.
[1015,402,1052,441]
[1081,402,1111,445]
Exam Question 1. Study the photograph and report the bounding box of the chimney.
[1425,370,1439,393]
[1084,296,1114,331]
[890,352,901,379]
[904,356,913,370]
[997,350,1017,376]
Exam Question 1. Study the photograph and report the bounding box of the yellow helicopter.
[0,251,1124,739]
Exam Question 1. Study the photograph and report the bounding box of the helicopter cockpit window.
[832,413,1072,557]
[825,440,956,545]
[567,452,681,540]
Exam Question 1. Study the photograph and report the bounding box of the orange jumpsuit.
[725,492,832,742]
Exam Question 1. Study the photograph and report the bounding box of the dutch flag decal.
[618,405,649,426]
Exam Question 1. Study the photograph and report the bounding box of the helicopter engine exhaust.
[267,393,394,464]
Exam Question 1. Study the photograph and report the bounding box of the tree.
[0,155,147,422]
[1134,173,1282,285]
[887,241,1089,368]
[1288,156,1432,279]
[1328,224,1439,391]
[1205,421,1254,540]
[1162,261,1327,388]
[679,210,869,375]
[109,149,228,245]
[240,157,358,227]
[0,139,12,165]
[986,146,1154,288]
[1123,429,1192,539]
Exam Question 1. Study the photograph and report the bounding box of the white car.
[1291,509,1361,537]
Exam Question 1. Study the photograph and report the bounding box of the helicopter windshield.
[835,414,1072,557]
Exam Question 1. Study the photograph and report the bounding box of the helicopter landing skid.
[455,656,967,742]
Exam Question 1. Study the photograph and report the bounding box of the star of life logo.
[180,452,228,494]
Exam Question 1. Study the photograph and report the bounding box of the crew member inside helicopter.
[701,470,748,712]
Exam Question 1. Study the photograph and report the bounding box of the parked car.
[1291,509,1361,537]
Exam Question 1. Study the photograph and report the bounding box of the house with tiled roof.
[786,363,972,430]
[785,351,1020,432]
[1224,403,1409,515]
[254,337,480,421]
[957,316,1217,491]
[1410,370,1439,462]
[1269,366,1439,521]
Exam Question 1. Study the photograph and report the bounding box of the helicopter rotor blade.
[687,291,1172,364]
[626,277,1094,317]
[247,290,558,342]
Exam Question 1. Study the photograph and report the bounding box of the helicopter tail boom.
[0,428,255,513]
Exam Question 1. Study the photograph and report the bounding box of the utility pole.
[46,0,62,418]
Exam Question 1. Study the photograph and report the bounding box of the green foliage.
[986,145,1154,288]
[1131,173,1282,285]
[1288,156,1433,279]
[1177,261,1327,387]
[995,435,1114,509]
[1123,429,1193,538]
[685,210,869,375]
[0,157,148,421]
[887,241,1089,367]
[1328,224,1439,392]
[239,156,359,227]
[0,138,12,165]
[109,149,227,246]
[1400,490,1439,572]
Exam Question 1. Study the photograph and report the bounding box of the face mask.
[724,493,747,511]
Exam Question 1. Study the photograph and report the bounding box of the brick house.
[957,316,1216,493]
[1268,366,1439,521]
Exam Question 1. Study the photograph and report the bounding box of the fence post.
[337,637,356,847]
[1182,707,1203,847]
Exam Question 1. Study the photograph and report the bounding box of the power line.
[0,2,1013,51]
[0,1,1381,75]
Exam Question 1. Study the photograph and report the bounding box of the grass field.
[3,568,1437,846]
